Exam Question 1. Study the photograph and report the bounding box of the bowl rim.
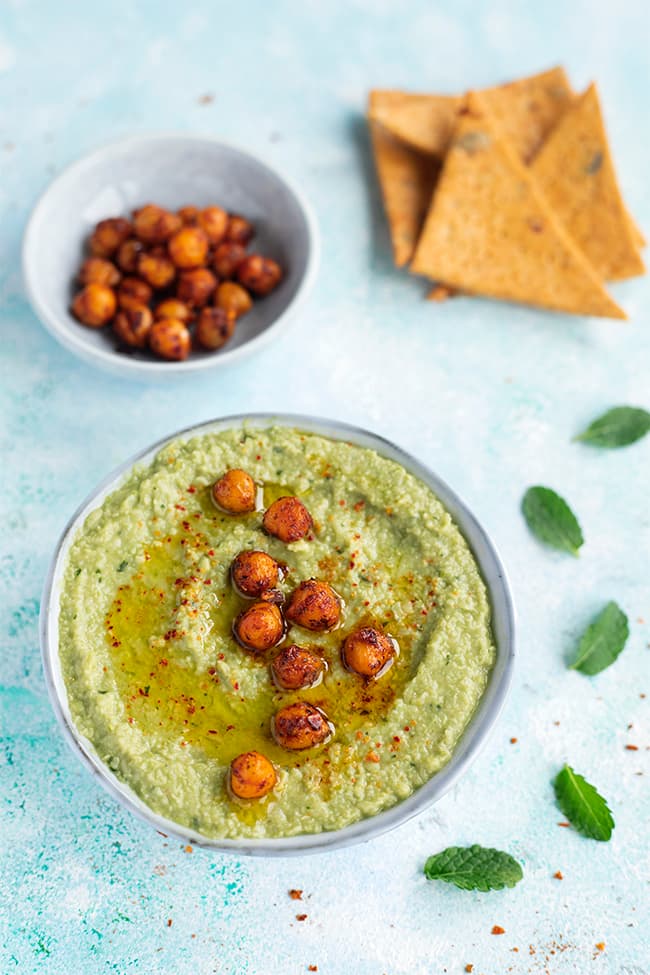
[21,133,320,377]
[40,413,516,856]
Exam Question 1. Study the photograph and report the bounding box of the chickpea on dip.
[59,427,495,838]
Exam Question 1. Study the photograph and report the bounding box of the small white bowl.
[41,414,516,856]
[22,136,319,380]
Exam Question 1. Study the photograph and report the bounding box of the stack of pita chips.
[368,68,645,319]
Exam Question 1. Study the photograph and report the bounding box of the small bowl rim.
[22,133,320,377]
[40,413,516,856]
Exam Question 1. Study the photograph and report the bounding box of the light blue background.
[1,2,648,972]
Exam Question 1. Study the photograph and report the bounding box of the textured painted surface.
[1,1,648,972]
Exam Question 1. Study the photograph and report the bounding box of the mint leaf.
[423,845,523,891]
[570,601,629,675]
[521,486,584,556]
[553,765,614,841]
[575,406,650,447]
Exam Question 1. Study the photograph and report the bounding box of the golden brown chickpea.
[216,281,253,319]
[136,251,176,290]
[168,226,209,269]
[237,254,283,296]
[177,205,199,225]
[116,238,144,274]
[342,626,396,679]
[112,304,153,349]
[118,276,154,312]
[231,550,280,598]
[71,283,117,328]
[285,579,341,632]
[213,241,247,279]
[262,496,312,543]
[132,204,181,244]
[233,601,285,652]
[195,307,235,351]
[148,318,191,361]
[177,268,217,308]
[228,751,277,800]
[212,469,257,514]
[271,645,325,691]
[154,298,193,323]
[226,214,255,246]
[197,205,228,244]
[78,257,121,288]
[271,702,332,751]
[88,217,131,258]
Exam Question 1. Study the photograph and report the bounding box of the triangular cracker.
[531,83,645,281]
[369,120,438,267]
[368,67,572,162]
[410,98,625,319]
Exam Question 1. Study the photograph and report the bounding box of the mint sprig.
[554,765,614,841]
[522,486,584,556]
[423,844,523,891]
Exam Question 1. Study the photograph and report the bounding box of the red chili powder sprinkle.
[625,744,639,751]
[289,889,303,900]
[491,925,505,935]
[553,871,563,880]
[596,942,606,951]
[296,914,307,921]
[308,967,318,972]
[184,845,193,854]
[558,821,570,828]
[167,919,172,927]
[510,737,518,744]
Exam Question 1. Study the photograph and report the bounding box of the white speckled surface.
[1,1,648,972]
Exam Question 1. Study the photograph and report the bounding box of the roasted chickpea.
[195,307,236,351]
[168,226,209,269]
[118,276,154,312]
[216,281,253,319]
[78,257,121,288]
[88,217,131,258]
[231,550,280,598]
[213,241,247,279]
[271,645,325,691]
[237,254,283,296]
[148,318,191,361]
[226,214,255,246]
[177,268,217,308]
[132,204,181,244]
[177,205,199,225]
[197,205,228,244]
[113,304,153,348]
[137,251,176,290]
[262,496,312,543]
[271,702,332,751]
[233,601,285,652]
[116,238,144,274]
[155,298,193,323]
[71,283,117,328]
[228,751,277,800]
[212,469,256,514]
[342,626,396,679]
[285,579,341,632]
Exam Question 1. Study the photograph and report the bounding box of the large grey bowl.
[41,414,515,855]
[22,136,318,380]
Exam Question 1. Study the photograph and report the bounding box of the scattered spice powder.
[553,871,564,880]
[557,821,570,828]
[184,845,193,853]
[289,889,303,900]
[296,914,308,922]
[510,737,518,744]
[308,967,318,972]
[465,966,474,973]
[166,919,172,927]
[625,744,639,751]
[491,925,505,935]
[595,942,606,951]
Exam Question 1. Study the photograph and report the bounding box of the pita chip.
[369,119,438,267]
[368,67,572,162]
[410,97,625,319]
[531,83,645,281]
